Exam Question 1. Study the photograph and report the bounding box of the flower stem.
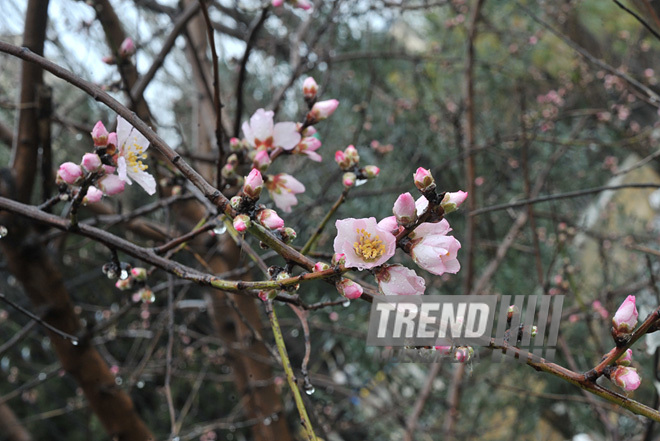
[265,300,317,440]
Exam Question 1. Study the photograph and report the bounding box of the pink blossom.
[233,215,250,232]
[242,109,301,151]
[308,99,339,122]
[610,366,641,391]
[253,150,271,171]
[83,186,103,204]
[377,216,402,235]
[393,192,417,226]
[116,116,156,195]
[612,295,638,333]
[375,265,426,296]
[97,174,126,196]
[57,162,83,185]
[294,137,322,162]
[81,153,103,173]
[333,217,396,270]
[410,220,461,276]
[91,121,109,146]
[336,278,363,300]
[441,191,468,213]
[243,169,264,200]
[414,167,435,192]
[119,38,136,57]
[302,77,318,100]
[265,173,305,213]
[257,209,284,230]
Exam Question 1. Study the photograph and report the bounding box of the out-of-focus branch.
[0,120,13,147]
[0,402,33,441]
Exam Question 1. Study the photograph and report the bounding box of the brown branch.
[0,402,33,441]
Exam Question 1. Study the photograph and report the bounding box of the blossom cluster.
[56,116,156,204]
[603,295,642,391]
[331,167,467,299]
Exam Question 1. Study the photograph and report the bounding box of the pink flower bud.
[616,348,633,366]
[81,153,103,173]
[115,278,133,291]
[332,253,346,266]
[454,346,474,363]
[393,192,417,226]
[138,287,155,304]
[258,290,270,301]
[119,37,136,57]
[131,267,147,282]
[344,145,360,166]
[612,295,638,333]
[363,165,380,179]
[414,167,436,192]
[97,174,126,196]
[303,77,318,100]
[233,214,251,232]
[336,278,363,300]
[280,227,297,243]
[272,0,284,6]
[335,150,351,170]
[314,262,330,272]
[308,99,339,122]
[253,150,271,172]
[243,169,263,200]
[257,209,284,230]
[102,55,116,65]
[610,366,641,391]
[229,137,242,151]
[57,162,84,185]
[441,191,468,213]
[103,165,116,175]
[342,172,356,188]
[230,196,242,210]
[107,132,118,150]
[83,186,103,204]
[91,121,109,147]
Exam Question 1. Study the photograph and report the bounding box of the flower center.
[353,228,385,262]
[126,140,148,173]
[255,136,274,149]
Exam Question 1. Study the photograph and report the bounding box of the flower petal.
[250,109,274,142]
[129,170,157,195]
[117,156,132,184]
[273,122,301,150]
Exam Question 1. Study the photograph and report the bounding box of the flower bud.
[81,153,103,173]
[280,227,297,243]
[229,137,242,151]
[332,253,346,266]
[243,169,263,200]
[454,346,474,363]
[233,214,251,232]
[609,366,641,391]
[303,77,318,101]
[115,278,133,291]
[612,295,638,334]
[138,287,155,304]
[83,186,103,204]
[393,192,417,227]
[441,191,468,214]
[107,132,118,152]
[257,209,284,230]
[414,167,436,192]
[616,348,633,366]
[57,162,84,185]
[91,121,109,147]
[314,262,330,272]
[253,150,271,172]
[102,55,116,65]
[97,174,126,196]
[363,165,380,179]
[435,346,452,355]
[103,165,116,175]
[344,145,360,166]
[131,267,148,282]
[308,99,339,123]
[336,278,363,300]
[119,37,136,57]
[342,172,356,188]
[335,151,351,170]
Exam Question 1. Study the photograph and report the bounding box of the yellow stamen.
[127,139,148,173]
[353,228,385,262]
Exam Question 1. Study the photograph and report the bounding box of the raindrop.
[120,269,129,280]
[75,133,83,141]
[0,226,7,238]
[21,346,31,361]
[213,224,227,235]
[304,385,315,395]
[263,417,272,426]
[71,339,79,346]
[115,376,123,385]
[137,381,145,389]
[38,372,47,381]
[355,179,368,187]
[1,356,10,371]
[95,310,104,321]
[228,425,236,432]
[342,299,351,307]
[290,329,299,338]
[172,437,180,441]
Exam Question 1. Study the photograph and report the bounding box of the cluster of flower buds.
[601,296,642,391]
[113,266,155,304]
[334,145,380,188]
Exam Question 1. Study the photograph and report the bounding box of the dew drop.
[304,385,315,395]
[38,372,47,381]
[342,299,351,307]
[71,339,79,346]
[137,380,145,389]
[120,269,129,280]
[115,376,123,385]
[0,226,7,238]
[355,179,368,187]
[263,417,272,426]
[213,225,227,235]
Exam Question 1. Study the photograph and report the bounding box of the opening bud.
[257,209,284,230]
[414,167,436,192]
[253,150,272,172]
[314,262,330,272]
[363,165,380,179]
[91,121,109,147]
[612,295,638,334]
[81,153,103,173]
[97,174,126,196]
[243,169,264,200]
[609,365,641,391]
[233,214,251,232]
[115,278,133,291]
[342,172,357,188]
[307,99,339,123]
[56,162,84,186]
[131,267,148,282]
[336,278,363,300]
[303,77,318,101]
[393,192,417,227]
[441,191,468,214]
